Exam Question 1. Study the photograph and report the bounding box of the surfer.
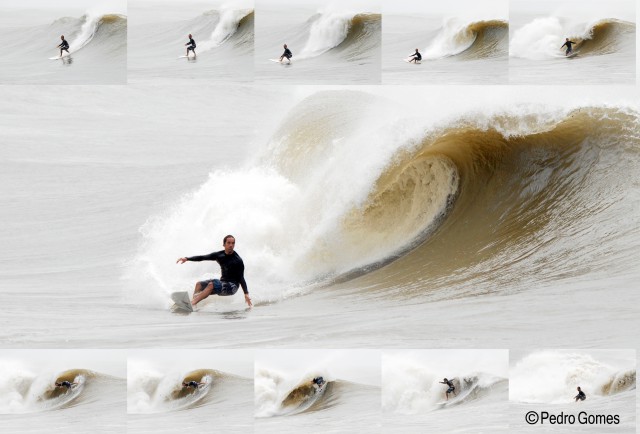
[55,380,77,389]
[574,386,586,402]
[279,44,292,62]
[439,378,456,400]
[185,34,196,57]
[182,380,204,389]
[312,376,325,390]
[560,38,576,56]
[177,235,252,307]
[57,35,69,57]
[408,48,422,63]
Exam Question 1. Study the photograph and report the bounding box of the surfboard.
[566,51,579,58]
[403,58,421,64]
[178,55,196,59]
[171,291,193,312]
[49,53,71,60]
[269,58,291,64]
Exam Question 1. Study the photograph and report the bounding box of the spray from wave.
[0,366,116,414]
[127,365,222,413]
[510,351,636,404]
[510,17,635,59]
[423,19,508,60]
[382,359,506,413]
[298,12,380,59]
[198,8,254,51]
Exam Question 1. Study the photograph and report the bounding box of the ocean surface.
[509,15,636,84]
[0,8,126,85]
[1,85,639,353]
[127,1,254,84]
[255,5,381,84]
[383,15,508,84]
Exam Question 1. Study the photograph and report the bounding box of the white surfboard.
[269,58,291,64]
[565,51,579,58]
[171,291,193,312]
[49,52,71,60]
[403,58,421,64]
[178,54,196,59]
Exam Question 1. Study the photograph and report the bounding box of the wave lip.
[298,12,380,59]
[198,9,254,52]
[510,17,635,59]
[66,13,127,53]
[423,19,508,60]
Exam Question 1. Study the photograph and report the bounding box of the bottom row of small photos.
[0,349,635,433]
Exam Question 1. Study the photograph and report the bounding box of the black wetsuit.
[575,390,586,401]
[58,381,73,389]
[561,40,576,55]
[58,40,69,53]
[187,250,248,294]
[312,377,324,386]
[186,381,200,388]
[443,379,455,393]
[282,48,292,59]
[412,51,422,61]
[187,38,196,52]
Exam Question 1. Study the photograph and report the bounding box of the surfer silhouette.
[182,380,204,389]
[408,48,422,63]
[185,34,196,57]
[57,35,69,57]
[55,380,77,389]
[279,44,292,62]
[177,235,252,307]
[312,376,325,390]
[574,386,586,402]
[561,38,576,56]
[439,378,456,400]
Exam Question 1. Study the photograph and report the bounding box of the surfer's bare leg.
[192,282,213,305]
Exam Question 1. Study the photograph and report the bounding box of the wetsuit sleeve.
[186,252,219,262]
[239,277,248,294]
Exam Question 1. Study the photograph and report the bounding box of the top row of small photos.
[0,0,636,85]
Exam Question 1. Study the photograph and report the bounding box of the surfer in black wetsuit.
[408,48,422,63]
[57,35,69,57]
[177,235,252,307]
[185,34,196,57]
[279,44,292,62]
[182,380,204,389]
[561,38,576,56]
[312,377,325,390]
[55,380,77,389]
[574,386,586,402]
[439,378,456,401]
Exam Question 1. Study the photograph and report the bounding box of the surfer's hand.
[245,293,252,307]
[177,257,187,264]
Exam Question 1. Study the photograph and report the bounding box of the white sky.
[511,0,635,21]
[256,349,381,386]
[383,0,508,19]
[0,350,127,378]
[3,0,126,11]
[384,349,509,378]
[127,349,254,378]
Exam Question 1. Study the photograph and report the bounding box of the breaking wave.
[510,18,635,59]
[423,19,508,60]
[510,351,636,403]
[0,367,120,414]
[297,13,381,60]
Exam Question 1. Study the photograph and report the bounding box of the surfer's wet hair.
[223,234,235,245]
